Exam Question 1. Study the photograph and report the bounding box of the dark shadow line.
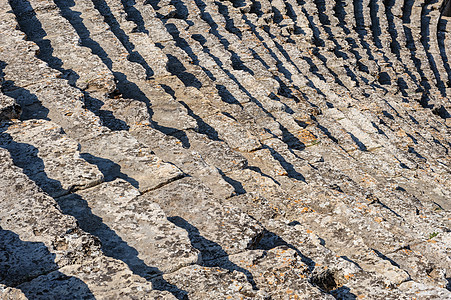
[10,0,129,131]
[264,145,306,182]
[0,75,49,122]
[91,0,154,79]
[251,229,316,273]
[217,168,246,195]
[0,226,96,299]
[403,0,435,99]
[52,0,191,142]
[120,0,149,34]
[437,18,451,87]
[168,216,258,290]
[164,2,310,160]
[348,132,368,151]
[421,1,447,96]
[0,125,188,299]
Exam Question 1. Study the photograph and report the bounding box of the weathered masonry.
[1,0,450,299]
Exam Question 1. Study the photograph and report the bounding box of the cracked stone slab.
[0,228,60,287]
[142,177,264,260]
[184,129,248,173]
[79,130,183,193]
[0,147,79,243]
[17,256,177,300]
[58,179,200,275]
[225,168,282,198]
[0,148,178,299]
[3,79,106,141]
[203,112,262,152]
[210,247,336,299]
[160,265,255,299]
[0,120,104,197]
[130,125,236,199]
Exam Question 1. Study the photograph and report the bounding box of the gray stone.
[79,130,183,193]
[142,177,265,259]
[58,179,201,275]
[1,0,451,297]
[0,120,104,197]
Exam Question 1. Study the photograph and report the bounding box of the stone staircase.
[1,0,450,299]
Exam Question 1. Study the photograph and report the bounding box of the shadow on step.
[0,61,48,121]
[168,216,259,290]
[57,193,188,299]
[83,0,154,79]
[438,18,451,88]
[11,1,192,145]
[252,229,316,273]
[8,1,130,132]
[80,153,140,189]
[0,227,95,299]
[254,229,358,298]
[330,286,358,299]
[421,3,447,97]
[0,128,188,299]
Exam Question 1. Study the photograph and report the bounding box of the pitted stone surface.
[0,120,104,197]
[0,148,171,298]
[79,130,184,193]
[143,177,265,258]
[58,179,201,275]
[1,0,451,298]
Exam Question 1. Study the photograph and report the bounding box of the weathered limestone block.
[398,281,451,299]
[0,285,27,300]
[130,125,235,198]
[18,256,177,300]
[0,120,103,197]
[10,0,116,93]
[185,130,248,173]
[3,79,106,141]
[79,130,183,193]
[225,168,282,197]
[1,0,451,297]
[162,265,255,299]
[58,179,201,275]
[0,148,178,299]
[99,98,151,127]
[213,247,336,299]
[204,113,262,152]
[0,148,78,242]
[0,148,99,284]
[0,228,62,287]
[142,83,198,132]
[143,177,264,259]
[264,220,410,299]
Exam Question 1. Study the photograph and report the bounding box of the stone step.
[50,0,197,132]
[130,125,237,198]
[0,120,104,198]
[10,0,116,94]
[1,0,451,297]
[57,179,200,275]
[0,147,169,299]
[0,12,184,194]
[78,130,183,193]
[142,176,265,259]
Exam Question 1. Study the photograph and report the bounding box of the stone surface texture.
[1,0,451,298]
